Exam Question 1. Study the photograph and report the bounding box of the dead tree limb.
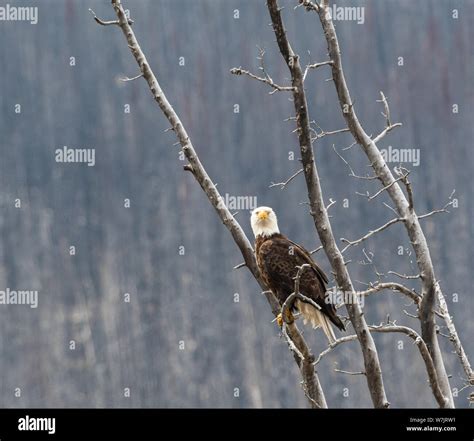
[270,168,304,190]
[313,334,358,365]
[369,324,449,408]
[436,284,474,382]
[266,0,389,408]
[315,325,449,408]
[358,283,421,305]
[340,217,403,253]
[93,0,326,409]
[230,67,295,93]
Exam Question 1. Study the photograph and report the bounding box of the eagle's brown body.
[255,233,345,337]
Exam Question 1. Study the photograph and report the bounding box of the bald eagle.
[251,206,345,343]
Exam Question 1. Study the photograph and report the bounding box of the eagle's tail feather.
[296,300,336,344]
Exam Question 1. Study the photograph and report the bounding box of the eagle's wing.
[287,239,329,285]
[259,236,328,294]
[287,239,346,332]
[259,235,345,333]
[258,238,300,297]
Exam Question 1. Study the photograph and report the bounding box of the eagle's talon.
[276,310,294,327]
[276,313,283,327]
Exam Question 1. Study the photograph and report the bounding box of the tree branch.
[230,67,295,93]
[334,368,366,376]
[340,217,403,253]
[270,168,304,190]
[435,283,474,382]
[388,271,421,280]
[369,324,450,408]
[417,191,456,220]
[358,282,421,305]
[315,325,450,407]
[296,0,320,13]
[356,170,409,202]
[314,335,359,365]
[303,60,333,81]
[372,91,402,143]
[88,7,133,26]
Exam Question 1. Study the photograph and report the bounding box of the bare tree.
[91,0,472,408]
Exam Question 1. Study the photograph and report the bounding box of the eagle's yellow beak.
[258,211,269,221]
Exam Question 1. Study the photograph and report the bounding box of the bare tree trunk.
[266,0,389,408]
[314,1,454,407]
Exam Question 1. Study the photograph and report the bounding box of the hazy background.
[0,0,472,408]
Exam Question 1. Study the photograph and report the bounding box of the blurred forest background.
[0,0,472,408]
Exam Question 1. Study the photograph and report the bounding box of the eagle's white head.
[251,206,280,238]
